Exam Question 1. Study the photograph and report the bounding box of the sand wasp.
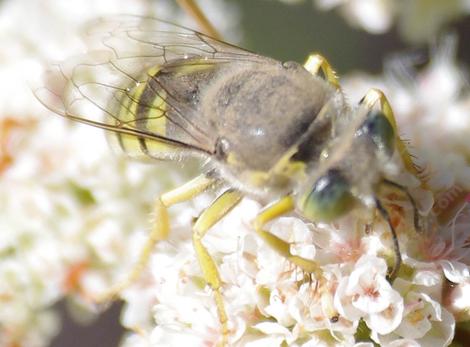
[34,13,422,344]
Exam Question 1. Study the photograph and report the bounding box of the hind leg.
[93,174,215,303]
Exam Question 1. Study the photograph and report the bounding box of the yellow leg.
[192,189,243,346]
[93,174,214,303]
[176,0,221,39]
[253,196,338,319]
[360,88,425,187]
[253,195,322,277]
[304,53,340,89]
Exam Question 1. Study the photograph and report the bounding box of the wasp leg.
[253,196,322,276]
[253,196,338,319]
[192,189,243,345]
[374,198,402,282]
[94,174,215,303]
[176,0,221,39]
[303,53,340,89]
[360,88,425,186]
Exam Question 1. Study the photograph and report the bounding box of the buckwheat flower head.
[0,0,239,346]
[120,187,452,346]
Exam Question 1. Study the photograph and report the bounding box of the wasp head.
[297,110,396,222]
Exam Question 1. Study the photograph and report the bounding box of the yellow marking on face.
[271,146,307,179]
[232,146,308,188]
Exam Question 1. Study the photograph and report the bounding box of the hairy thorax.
[201,61,339,196]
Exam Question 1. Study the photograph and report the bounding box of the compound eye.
[360,110,395,156]
[299,169,355,222]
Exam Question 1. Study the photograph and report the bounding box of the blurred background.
[0,0,469,346]
[226,0,470,74]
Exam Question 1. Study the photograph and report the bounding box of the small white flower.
[335,255,404,334]
[395,292,442,339]
[251,321,294,344]
[264,288,297,326]
[375,278,456,347]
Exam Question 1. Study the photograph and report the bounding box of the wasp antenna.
[374,197,402,282]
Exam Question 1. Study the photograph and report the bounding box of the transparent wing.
[33,15,273,160]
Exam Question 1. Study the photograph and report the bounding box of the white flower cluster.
[279,0,470,42]
[120,195,470,346]
[0,0,239,346]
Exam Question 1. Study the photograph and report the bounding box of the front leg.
[252,196,338,320]
[253,196,321,275]
[304,53,340,89]
[360,88,424,185]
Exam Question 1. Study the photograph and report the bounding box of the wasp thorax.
[298,169,357,222]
